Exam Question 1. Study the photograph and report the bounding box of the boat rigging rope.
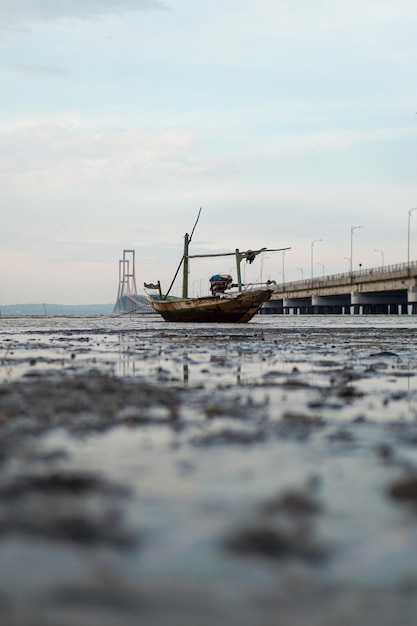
[163,207,202,300]
[111,301,153,317]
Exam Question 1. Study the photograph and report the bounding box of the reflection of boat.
[145,210,289,324]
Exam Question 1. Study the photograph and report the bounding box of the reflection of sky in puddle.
[5,315,417,598]
[114,341,417,422]
[2,316,417,425]
[45,414,417,589]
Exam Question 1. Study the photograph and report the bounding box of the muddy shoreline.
[1,315,417,625]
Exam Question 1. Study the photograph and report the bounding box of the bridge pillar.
[312,295,350,306]
[283,298,311,315]
[311,295,351,314]
[362,303,389,314]
[352,291,407,314]
[261,300,283,314]
[408,287,417,315]
[408,287,417,302]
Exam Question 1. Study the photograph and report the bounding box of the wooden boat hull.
[148,288,273,323]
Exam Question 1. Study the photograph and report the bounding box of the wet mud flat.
[2,315,417,624]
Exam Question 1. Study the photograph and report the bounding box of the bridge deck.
[262,261,417,314]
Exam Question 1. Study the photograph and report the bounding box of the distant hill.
[0,303,115,316]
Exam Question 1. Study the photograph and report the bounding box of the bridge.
[113,249,154,314]
[261,260,417,314]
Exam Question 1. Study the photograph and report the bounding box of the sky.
[1,0,417,304]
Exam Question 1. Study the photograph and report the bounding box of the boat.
[146,286,275,323]
[144,210,289,323]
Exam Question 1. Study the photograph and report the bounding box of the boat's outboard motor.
[209,274,233,295]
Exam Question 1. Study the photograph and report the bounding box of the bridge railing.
[277,260,417,290]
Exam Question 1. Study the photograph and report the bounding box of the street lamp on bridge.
[282,249,289,285]
[374,249,384,267]
[316,262,324,277]
[310,239,322,279]
[350,225,363,273]
[408,208,417,265]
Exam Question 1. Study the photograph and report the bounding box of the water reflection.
[114,342,417,421]
[183,361,189,383]
[117,339,253,386]
[1,316,417,421]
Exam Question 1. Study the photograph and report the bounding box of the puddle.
[2,315,417,624]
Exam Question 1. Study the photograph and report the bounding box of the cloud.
[0,0,167,26]
[2,118,415,194]
[0,124,196,189]
[1,63,69,78]
[131,0,417,70]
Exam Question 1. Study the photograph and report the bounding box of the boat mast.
[163,208,201,300]
[161,201,288,299]
[235,249,259,291]
[182,233,190,298]
[235,249,243,291]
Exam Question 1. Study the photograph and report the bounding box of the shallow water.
[1,314,417,625]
